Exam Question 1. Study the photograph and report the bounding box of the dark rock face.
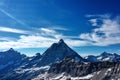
[48,57,120,79]
[0,51,44,80]
[0,39,84,79]
[97,52,120,62]
[0,48,28,78]
[0,48,26,71]
[48,57,115,76]
[23,53,42,68]
[37,39,84,66]
[0,68,47,80]
[1,40,120,80]
[0,48,23,65]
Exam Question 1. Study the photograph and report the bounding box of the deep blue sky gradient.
[0,0,120,56]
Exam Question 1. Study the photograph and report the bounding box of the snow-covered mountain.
[22,53,42,68]
[36,39,84,66]
[0,48,26,71]
[0,39,120,80]
[0,39,84,80]
[84,55,98,62]
[85,52,120,62]
[0,49,44,79]
[97,52,120,62]
[37,57,120,80]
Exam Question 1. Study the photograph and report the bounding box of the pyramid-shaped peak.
[8,48,15,51]
[37,39,83,66]
[58,39,64,43]
[101,52,110,56]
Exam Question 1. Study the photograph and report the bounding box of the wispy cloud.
[0,27,87,49]
[0,27,30,34]
[0,34,57,49]
[88,18,98,26]
[47,26,69,31]
[0,14,120,49]
[0,37,16,41]
[0,9,29,27]
[40,28,63,39]
[80,14,120,46]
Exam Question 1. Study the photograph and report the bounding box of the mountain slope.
[36,39,84,66]
[0,51,44,80]
[0,48,26,71]
[39,57,120,80]
[0,39,83,80]
[0,40,120,80]
[97,52,120,62]
[0,48,29,78]
[85,52,120,62]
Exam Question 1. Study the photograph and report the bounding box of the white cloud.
[80,15,120,46]
[0,27,89,49]
[0,27,30,34]
[0,35,90,49]
[40,28,63,39]
[47,26,69,31]
[86,14,110,19]
[0,37,16,41]
[89,19,98,26]
[0,35,56,49]
[0,27,64,49]
[41,28,56,34]
[0,14,120,49]
[66,40,91,47]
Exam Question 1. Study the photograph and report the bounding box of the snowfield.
[32,72,97,80]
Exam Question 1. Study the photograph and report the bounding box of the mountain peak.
[37,39,83,66]
[101,52,110,56]
[5,48,20,55]
[8,48,15,52]
[35,53,42,57]
[58,39,64,44]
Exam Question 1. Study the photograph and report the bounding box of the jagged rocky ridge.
[36,39,84,66]
[0,39,84,80]
[0,48,27,74]
[85,52,120,62]
[0,39,120,80]
[47,57,120,80]
[0,50,47,80]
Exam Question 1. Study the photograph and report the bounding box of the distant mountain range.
[0,39,120,80]
[85,52,120,62]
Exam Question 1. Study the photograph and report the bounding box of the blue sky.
[0,0,120,56]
